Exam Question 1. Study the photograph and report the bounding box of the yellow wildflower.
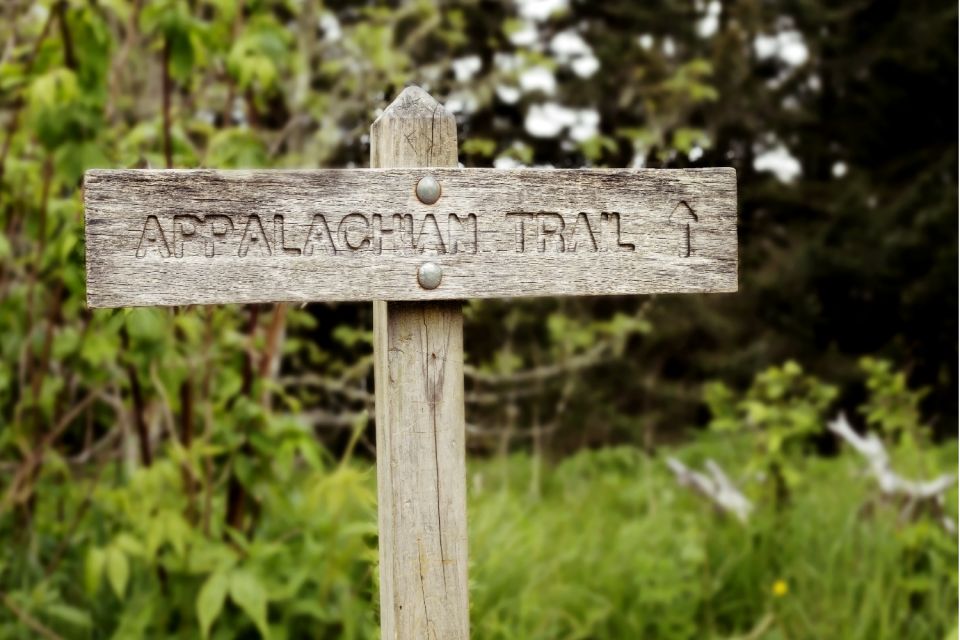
[772,579,789,597]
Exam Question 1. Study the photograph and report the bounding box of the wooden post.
[370,86,470,639]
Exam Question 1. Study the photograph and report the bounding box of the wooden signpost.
[83,86,737,638]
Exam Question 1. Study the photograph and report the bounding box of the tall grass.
[1,441,955,638]
[468,443,958,640]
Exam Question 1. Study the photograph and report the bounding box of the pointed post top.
[370,85,458,169]
[375,85,446,121]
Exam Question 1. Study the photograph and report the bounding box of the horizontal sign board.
[83,168,737,307]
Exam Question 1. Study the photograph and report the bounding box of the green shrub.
[705,361,838,504]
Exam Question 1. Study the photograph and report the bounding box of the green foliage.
[5,449,379,638]
[197,570,229,638]
[227,14,291,92]
[1,439,955,639]
[860,357,930,444]
[706,361,838,500]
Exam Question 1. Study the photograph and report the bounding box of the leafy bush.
[860,357,929,445]
[705,361,838,503]
[3,422,380,639]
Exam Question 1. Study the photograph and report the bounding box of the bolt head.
[415,175,441,205]
[417,262,443,290]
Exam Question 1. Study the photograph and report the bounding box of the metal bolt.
[415,175,441,205]
[417,262,442,290]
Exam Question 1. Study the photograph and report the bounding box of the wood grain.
[371,86,469,639]
[83,166,737,307]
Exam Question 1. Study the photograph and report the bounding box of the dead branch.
[2,390,104,510]
[666,457,753,523]
[295,409,366,429]
[828,413,956,534]
[282,373,374,404]
[0,591,64,640]
[464,341,610,386]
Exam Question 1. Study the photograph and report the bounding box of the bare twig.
[281,372,374,404]
[465,421,558,440]
[44,452,112,576]
[69,427,122,465]
[258,303,289,410]
[123,361,152,466]
[464,341,610,385]
[268,114,313,158]
[105,0,142,122]
[0,592,64,640]
[220,5,244,126]
[736,613,776,640]
[56,1,76,70]
[149,363,180,446]
[0,7,54,184]
[226,306,262,535]
[295,409,367,430]
[2,390,103,510]
[161,36,173,169]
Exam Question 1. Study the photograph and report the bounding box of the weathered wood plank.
[83,166,737,307]
[371,86,469,639]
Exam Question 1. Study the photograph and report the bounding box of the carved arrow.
[668,201,698,257]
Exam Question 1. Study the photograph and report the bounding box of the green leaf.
[227,16,290,90]
[672,127,709,154]
[229,570,270,638]
[109,594,156,640]
[84,547,106,595]
[206,128,268,168]
[52,326,81,360]
[28,69,80,109]
[462,138,497,158]
[55,140,109,185]
[332,325,372,348]
[114,533,146,557]
[126,308,168,344]
[43,603,93,629]
[80,330,119,368]
[197,571,229,639]
[106,546,130,599]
